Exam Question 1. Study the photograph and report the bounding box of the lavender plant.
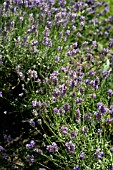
[0,0,113,169]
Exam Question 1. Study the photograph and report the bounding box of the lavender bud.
[0,91,2,97]
[70,131,77,138]
[108,89,113,96]
[80,152,85,160]
[73,165,81,170]
[32,100,37,107]
[110,148,113,153]
[29,119,35,127]
[61,126,68,134]
[53,107,59,114]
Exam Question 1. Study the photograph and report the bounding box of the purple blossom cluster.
[26,154,34,163]
[65,140,76,154]
[26,140,36,149]
[94,148,105,160]
[61,125,68,134]
[73,165,81,170]
[46,142,58,153]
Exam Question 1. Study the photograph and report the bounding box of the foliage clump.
[0,0,113,169]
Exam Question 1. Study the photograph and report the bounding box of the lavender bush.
[0,0,113,169]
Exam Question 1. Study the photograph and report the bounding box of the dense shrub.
[0,0,113,169]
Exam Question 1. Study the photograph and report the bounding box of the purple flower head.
[109,165,113,170]
[27,29,32,34]
[76,108,80,115]
[80,15,85,21]
[72,25,76,31]
[71,13,77,19]
[0,146,5,152]
[73,165,81,170]
[103,70,110,78]
[54,56,60,61]
[80,21,85,27]
[26,154,34,163]
[106,118,113,124]
[33,148,39,153]
[101,48,110,58]
[79,87,85,95]
[67,51,72,56]
[94,111,102,122]
[94,149,105,160]
[88,71,95,77]
[87,0,94,4]
[58,0,66,7]
[65,30,70,35]
[98,105,107,114]
[84,112,92,121]
[73,42,78,48]
[90,93,96,98]
[52,76,58,86]
[32,40,38,46]
[75,108,81,123]
[110,105,113,110]
[109,16,113,24]
[92,41,97,47]
[75,98,82,104]
[10,21,15,28]
[61,67,67,73]
[95,77,100,85]
[0,54,2,60]
[89,80,95,87]
[30,140,36,148]
[80,152,85,160]
[63,103,71,111]
[61,126,68,134]
[70,131,77,138]
[28,69,38,79]
[110,148,113,153]
[84,79,89,85]
[71,92,76,98]
[57,46,62,52]
[19,16,24,21]
[26,144,31,150]
[37,101,42,108]
[53,107,59,114]
[53,89,60,97]
[109,38,113,47]
[98,129,103,134]
[65,140,76,154]
[31,25,36,31]
[18,71,24,78]
[82,41,88,46]
[0,91,2,97]
[29,119,35,127]
[46,142,58,153]
[97,102,103,108]
[104,5,109,13]
[108,89,113,96]
[81,126,89,135]
[47,21,52,28]
[32,100,37,107]
[60,84,67,97]
[70,80,77,88]
[52,97,57,102]
[59,108,65,115]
